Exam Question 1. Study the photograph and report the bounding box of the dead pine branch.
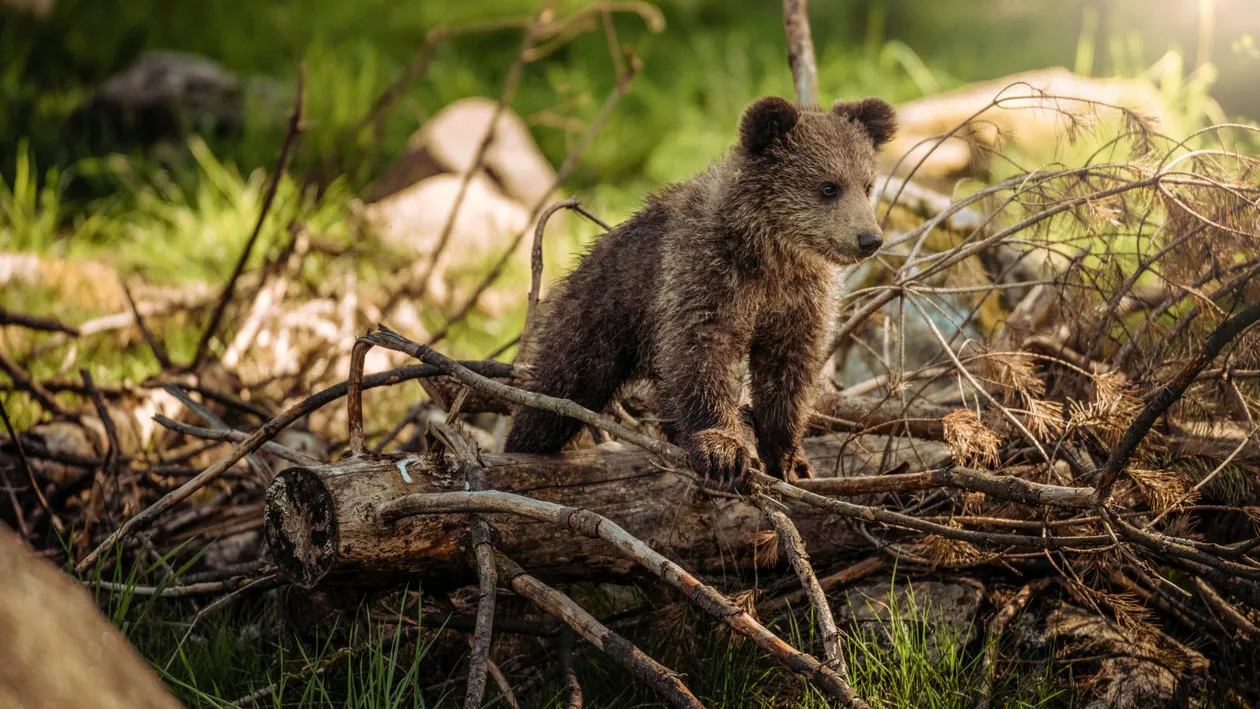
[190,66,306,370]
[1095,299,1260,503]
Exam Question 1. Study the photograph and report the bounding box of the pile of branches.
[3,2,1260,708]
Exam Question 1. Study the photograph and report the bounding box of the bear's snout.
[857,231,883,257]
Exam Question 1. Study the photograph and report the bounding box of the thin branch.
[494,552,704,709]
[74,359,512,573]
[120,277,172,369]
[0,306,79,335]
[190,67,305,370]
[520,197,579,357]
[427,54,639,345]
[755,494,847,676]
[152,415,321,467]
[0,397,61,533]
[0,343,67,418]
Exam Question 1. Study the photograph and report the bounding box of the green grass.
[87,561,1069,708]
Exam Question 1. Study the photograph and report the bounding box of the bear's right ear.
[833,97,897,148]
[739,96,800,155]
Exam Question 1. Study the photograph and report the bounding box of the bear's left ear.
[740,96,800,155]
[833,97,897,148]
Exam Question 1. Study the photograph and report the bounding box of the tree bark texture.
[264,434,947,588]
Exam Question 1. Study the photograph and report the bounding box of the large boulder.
[367,96,557,206]
[885,67,1174,180]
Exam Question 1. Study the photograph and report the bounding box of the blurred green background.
[3,0,1258,362]
[4,0,1259,193]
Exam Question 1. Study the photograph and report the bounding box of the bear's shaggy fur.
[505,95,897,485]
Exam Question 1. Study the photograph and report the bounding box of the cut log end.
[264,467,338,588]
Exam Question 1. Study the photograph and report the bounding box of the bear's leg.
[749,297,829,482]
[505,315,635,454]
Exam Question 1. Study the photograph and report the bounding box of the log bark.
[264,434,947,588]
[0,525,182,709]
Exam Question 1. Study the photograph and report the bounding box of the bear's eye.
[820,182,842,200]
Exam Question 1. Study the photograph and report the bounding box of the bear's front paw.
[761,445,815,483]
[780,447,815,484]
[683,427,761,490]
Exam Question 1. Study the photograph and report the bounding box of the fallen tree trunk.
[264,434,948,587]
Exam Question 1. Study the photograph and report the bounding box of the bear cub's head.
[736,95,897,265]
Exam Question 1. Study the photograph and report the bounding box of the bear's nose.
[857,231,883,256]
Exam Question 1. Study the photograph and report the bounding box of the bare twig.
[1193,576,1260,640]
[493,552,704,709]
[0,397,62,533]
[152,415,320,467]
[520,197,579,357]
[120,278,172,369]
[381,9,550,321]
[74,359,512,573]
[0,306,79,335]
[190,67,305,370]
[0,343,67,418]
[427,54,639,345]
[762,556,886,613]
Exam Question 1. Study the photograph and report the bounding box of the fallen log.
[263,434,948,588]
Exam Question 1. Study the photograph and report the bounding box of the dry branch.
[74,359,512,574]
[0,305,79,335]
[755,494,847,676]
[494,553,704,709]
[190,67,305,370]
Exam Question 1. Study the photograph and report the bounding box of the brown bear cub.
[505,95,897,487]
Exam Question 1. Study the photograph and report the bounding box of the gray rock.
[69,51,243,146]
